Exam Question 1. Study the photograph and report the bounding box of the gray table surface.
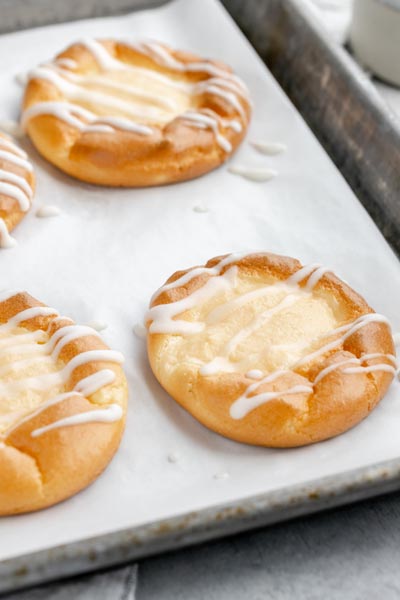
[3,490,400,599]
[1,0,400,598]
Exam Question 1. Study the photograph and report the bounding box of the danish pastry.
[0,133,35,248]
[0,291,127,515]
[146,252,396,447]
[22,39,251,186]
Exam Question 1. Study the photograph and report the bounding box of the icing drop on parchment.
[15,72,28,86]
[250,141,287,155]
[85,320,108,332]
[167,452,180,463]
[36,205,61,218]
[133,323,147,339]
[193,205,209,213]
[213,471,230,480]
[228,165,277,181]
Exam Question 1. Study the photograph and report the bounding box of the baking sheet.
[0,0,400,566]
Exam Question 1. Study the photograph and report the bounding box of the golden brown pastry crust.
[0,292,128,515]
[147,252,395,448]
[22,40,251,187]
[0,133,35,240]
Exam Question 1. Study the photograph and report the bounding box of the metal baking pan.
[221,0,400,256]
[0,0,400,594]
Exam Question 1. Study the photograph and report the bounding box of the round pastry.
[21,38,251,187]
[0,133,35,248]
[146,252,396,448]
[0,291,128,515]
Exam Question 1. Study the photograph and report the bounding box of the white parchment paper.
[0,0,399,563]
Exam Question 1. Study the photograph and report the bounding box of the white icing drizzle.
[0,137,33,231]
[313,358,359,385]
[196,78,248,102]
[245,369,264,380]
[21,101,94,131]
[343,364,396,376]
[180,111,232,152]
[26,65,164,123]
[200,84,246,119]
[200,356,236,376]
[36,205,61,218]
[0,136,28,158]
[228,165,277,182]
[0,301,124,439]
[56,57,78,69]
[22,100,152,139]
[48,324,102,359]
[74,369,116,396]
[7,306,59,326]
[393,332,400,346]
[22,38,249,155]
[149,255,332,341]
[231,379,312,420]
[286,263,322,285]
[0,218,17,249]
[148,267,238,334]
[250,141,287,155]
[92,116,152,135]
[223,119,242,133]
[224,293,300,357]
[31,404,123,438]
[130,40,249,91]
[293,314,390,368]
[361,352,397,364]
[0,149,33,172]
[230,314,394,418]
[78,37,125,71]
[150,251,250,304]
[148,252,395,419]
[0,168,33,199]
[61,349,124,379]
[304,266,331,291]
[0,182,30,211]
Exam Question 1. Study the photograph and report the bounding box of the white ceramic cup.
[350,0,400,87]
